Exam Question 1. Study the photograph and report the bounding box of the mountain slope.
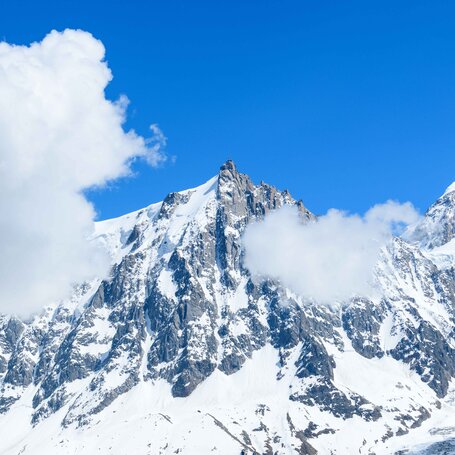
[0,162,455,455]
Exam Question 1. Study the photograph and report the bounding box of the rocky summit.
[1,162,455,454]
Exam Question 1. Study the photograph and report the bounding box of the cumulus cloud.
[243,201,420,304]
[0,29,165,316]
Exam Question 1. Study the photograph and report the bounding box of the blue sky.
[1,0,454,219]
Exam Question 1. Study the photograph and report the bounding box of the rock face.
[0,162,455,455]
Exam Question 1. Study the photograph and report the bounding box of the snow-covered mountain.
[1,161,455,454]
[405,182,455,250]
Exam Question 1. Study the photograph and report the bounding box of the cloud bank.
[243,201,420,303]
[0,29,165,316]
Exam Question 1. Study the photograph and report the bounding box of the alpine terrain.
[1,161,455,455]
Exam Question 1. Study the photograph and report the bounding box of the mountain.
[405,182,455,250]
[1,161,455,455]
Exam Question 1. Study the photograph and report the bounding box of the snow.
[94,201,161,265]
[443,181,455,196]
[0,345,296,455]
[427,238,455,269]
[157,268,177,300]
[161,176,217,249]
[223,277,249,312]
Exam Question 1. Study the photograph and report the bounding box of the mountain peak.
[217,159,254,201]
[219,159,237,172]
[405,182,455,249]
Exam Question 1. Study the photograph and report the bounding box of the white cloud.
[243,201,420,304]
[0,29,165,316]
